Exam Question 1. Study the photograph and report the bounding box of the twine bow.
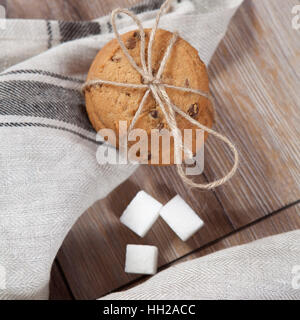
[82,0,239,190]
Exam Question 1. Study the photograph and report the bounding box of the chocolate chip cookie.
[84,28,214,164]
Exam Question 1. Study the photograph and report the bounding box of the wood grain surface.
[5,0,300,299]
[49,261,73,300]
[206,0,300,226]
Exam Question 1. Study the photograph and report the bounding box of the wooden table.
[4,0,300,300]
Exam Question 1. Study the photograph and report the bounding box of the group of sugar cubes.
[121,191,204,275]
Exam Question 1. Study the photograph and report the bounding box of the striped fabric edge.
[0,80,93,132]
[0,0,183,46]
[0,69,84,84]
[57,0,168,43]
[0,115,99,144]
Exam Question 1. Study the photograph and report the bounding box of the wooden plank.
[6,0,140,20]
[165,203,300,267]
[0,1,6,9]
[49,260,73,300]
[117,203,300,294]
[205,0,300,226]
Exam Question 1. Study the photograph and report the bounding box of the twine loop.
[82,0,239,190]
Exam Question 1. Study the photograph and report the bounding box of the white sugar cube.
[159,195,204,241]
[125,244,158,275]
[120,191,162,237]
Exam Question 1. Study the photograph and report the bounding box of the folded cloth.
[0,0,243,300]
[102,230,300,300]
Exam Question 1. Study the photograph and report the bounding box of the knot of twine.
[82,0,239,190]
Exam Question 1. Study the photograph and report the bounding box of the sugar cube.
[120,191,162,237]
[125,244,158,275]
[159,195,204,241]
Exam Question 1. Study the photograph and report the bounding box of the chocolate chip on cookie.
[150,110,158,119]
[187,103,199,118]
[125,37,136,50]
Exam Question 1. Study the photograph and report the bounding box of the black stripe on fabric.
[0,80,94,132]
[0,122,100,144]
[59,21,101,42]
[46,20,53,49]
[0,69,84,83]
[107,21,113,33]
[57,1,166,42]
[130,0,165,14]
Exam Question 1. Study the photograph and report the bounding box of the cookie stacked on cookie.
[85,29,214,164]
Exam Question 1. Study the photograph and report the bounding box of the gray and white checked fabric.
[0,0,273,300]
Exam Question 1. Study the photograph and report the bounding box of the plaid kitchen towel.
[0,0,244,299]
